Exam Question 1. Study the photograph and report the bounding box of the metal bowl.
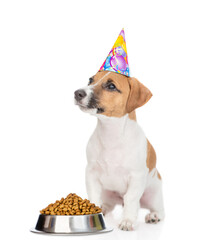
[30,213,113,235]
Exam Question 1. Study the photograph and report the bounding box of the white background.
[0,0,200,239]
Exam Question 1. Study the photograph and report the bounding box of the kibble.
[40,193,102,216]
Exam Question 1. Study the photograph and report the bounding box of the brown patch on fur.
[157,171,162,180]
[146,140,161,179]
[128,111,137,121]
[92,71,130,117]
[92,71,152,118]
[126,77,152,113]
[146,140,157,172]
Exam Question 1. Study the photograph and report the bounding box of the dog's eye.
[107,83,116,90]
[88,78,94,85]
[103,80,121,93]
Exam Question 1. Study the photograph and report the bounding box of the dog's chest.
[98,154,130,194]
[87,116,147,194]
[96,143,140,194]
[97,146,125,189]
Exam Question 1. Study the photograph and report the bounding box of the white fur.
[85,114,165,230]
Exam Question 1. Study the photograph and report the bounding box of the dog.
[74,71,165,231]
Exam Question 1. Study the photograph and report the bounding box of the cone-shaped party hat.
[99,29,130,76]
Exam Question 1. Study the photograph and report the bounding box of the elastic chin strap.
[92,72,111,87]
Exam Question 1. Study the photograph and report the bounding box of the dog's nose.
[74,89,87,101]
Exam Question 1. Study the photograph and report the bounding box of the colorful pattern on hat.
[99,29,130,77]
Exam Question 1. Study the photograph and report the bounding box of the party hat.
[99,29,130,77]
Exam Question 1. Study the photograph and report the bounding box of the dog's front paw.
[118,219,137,231]
[145,212,161,224]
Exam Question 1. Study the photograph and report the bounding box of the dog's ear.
[126,77,152,113]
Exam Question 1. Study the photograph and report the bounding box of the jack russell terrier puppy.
[74,71,165,231]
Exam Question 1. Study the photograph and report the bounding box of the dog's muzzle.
[74,88,104,114]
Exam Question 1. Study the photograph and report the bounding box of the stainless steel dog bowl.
[31,213,113,235]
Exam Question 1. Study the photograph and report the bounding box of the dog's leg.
[142,174,165,223]
[119,173,146,231]
[85,164,102,206]
[101,190,123,215]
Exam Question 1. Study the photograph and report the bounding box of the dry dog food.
[40,193,102,215]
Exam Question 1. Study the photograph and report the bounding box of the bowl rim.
[38,212,103,217]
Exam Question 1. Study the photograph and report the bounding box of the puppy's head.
[74,71,152,117]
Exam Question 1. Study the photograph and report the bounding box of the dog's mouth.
[75,101,104,114]
[74,101,88,111]
[75,97,104,114]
